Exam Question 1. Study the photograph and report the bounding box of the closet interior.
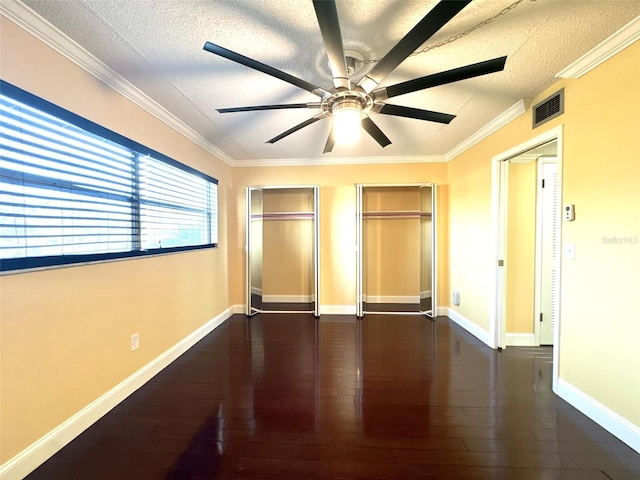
[246,186,319,317]
[356,184,437,317]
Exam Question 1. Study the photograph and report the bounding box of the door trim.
[490,125,563,392]
[356,183,437,318]
[245,185,320,317]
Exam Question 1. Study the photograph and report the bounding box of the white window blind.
[0,81,218,271]
[140,156,218,249]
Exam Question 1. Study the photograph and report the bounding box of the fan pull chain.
[360,0,527,65]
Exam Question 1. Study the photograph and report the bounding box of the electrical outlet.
[130,333,140,351]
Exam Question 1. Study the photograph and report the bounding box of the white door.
[419,185,437,317]
[538,161,559,345]
[356,184,364,317]
[246,187,264,316]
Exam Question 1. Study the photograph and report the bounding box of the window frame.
[0,80,218,273]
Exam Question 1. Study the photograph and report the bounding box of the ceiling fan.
[203,0,507,153]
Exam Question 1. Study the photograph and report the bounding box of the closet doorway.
[356,184,437,318]
[246,186,320,317]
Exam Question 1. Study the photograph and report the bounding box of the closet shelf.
[251,211,315,220]
[363,210,431,219]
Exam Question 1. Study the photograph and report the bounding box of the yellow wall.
[448,138,499,331]
[231,164,449,309]
[557,42,640,425]
[505,161,536,333]
[0,17,232,462]
[447,41,640,425]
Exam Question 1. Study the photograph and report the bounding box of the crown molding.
[235,154,446,167]
[556,15,640,79]
[444,99,528,161]
[0,0,235,167]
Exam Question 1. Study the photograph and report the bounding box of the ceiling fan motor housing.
[324,89,373,118]
[331,96,362,116]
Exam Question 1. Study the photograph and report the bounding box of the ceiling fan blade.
[217,103,321,113]
[373,56,507,101]
[357,0,472,93]
[362,116,392,148]
[323,127,336,154]
[266,113,327,144]
[313,0,350,90]
[203,41,330,98]
[379,104,455,124]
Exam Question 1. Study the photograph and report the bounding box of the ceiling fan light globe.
[333,102,362,144]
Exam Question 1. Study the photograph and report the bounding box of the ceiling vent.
[532,89,564,128]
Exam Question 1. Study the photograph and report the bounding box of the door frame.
[490,125,563,391]
[356,182,437,318]
[246,185,320,317]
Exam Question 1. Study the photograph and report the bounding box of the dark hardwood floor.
[27,314,640,479]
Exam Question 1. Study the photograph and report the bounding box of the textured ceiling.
[14,0,640,165]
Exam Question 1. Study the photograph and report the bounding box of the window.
[0,81,218,272]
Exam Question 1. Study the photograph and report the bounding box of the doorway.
[501,147,559,347]
[356,184,437,318]
[246,186,320,317]
[491,126,563,387]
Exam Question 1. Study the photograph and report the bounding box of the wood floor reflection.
[27,314,640,479]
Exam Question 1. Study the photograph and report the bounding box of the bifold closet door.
[356,185,364,317]
[419,185,437,317]
[246,187,264,316]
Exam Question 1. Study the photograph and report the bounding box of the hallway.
[27,314,640,479]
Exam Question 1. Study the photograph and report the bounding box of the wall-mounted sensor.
[564,204,575,221]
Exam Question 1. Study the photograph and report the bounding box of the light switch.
[565,243,575,260]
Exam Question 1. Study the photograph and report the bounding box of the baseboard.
[250,286,261,296]
[0,307,235,480]
[363,295,419,304]
[420,290,432,299]
[505,333,537,346]
[556,378,640,454]
[262,294,315,303]
[318,305,445,317]
[231,304,245,315]
[319,304,357,315]
[442,307,493,348]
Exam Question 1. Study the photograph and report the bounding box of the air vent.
[532,89,564,128]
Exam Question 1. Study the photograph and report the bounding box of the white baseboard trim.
[231,304,246,315]
[420,290,432,299]
[319,305,357,315]
[556,378,640,454]
[0,307,235,480]
[442,307,493,348]
[435,306,448,317]
[505,333,537,347]
[363,295,419,304]
[263,294,314,303]
[250,286,262,296]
